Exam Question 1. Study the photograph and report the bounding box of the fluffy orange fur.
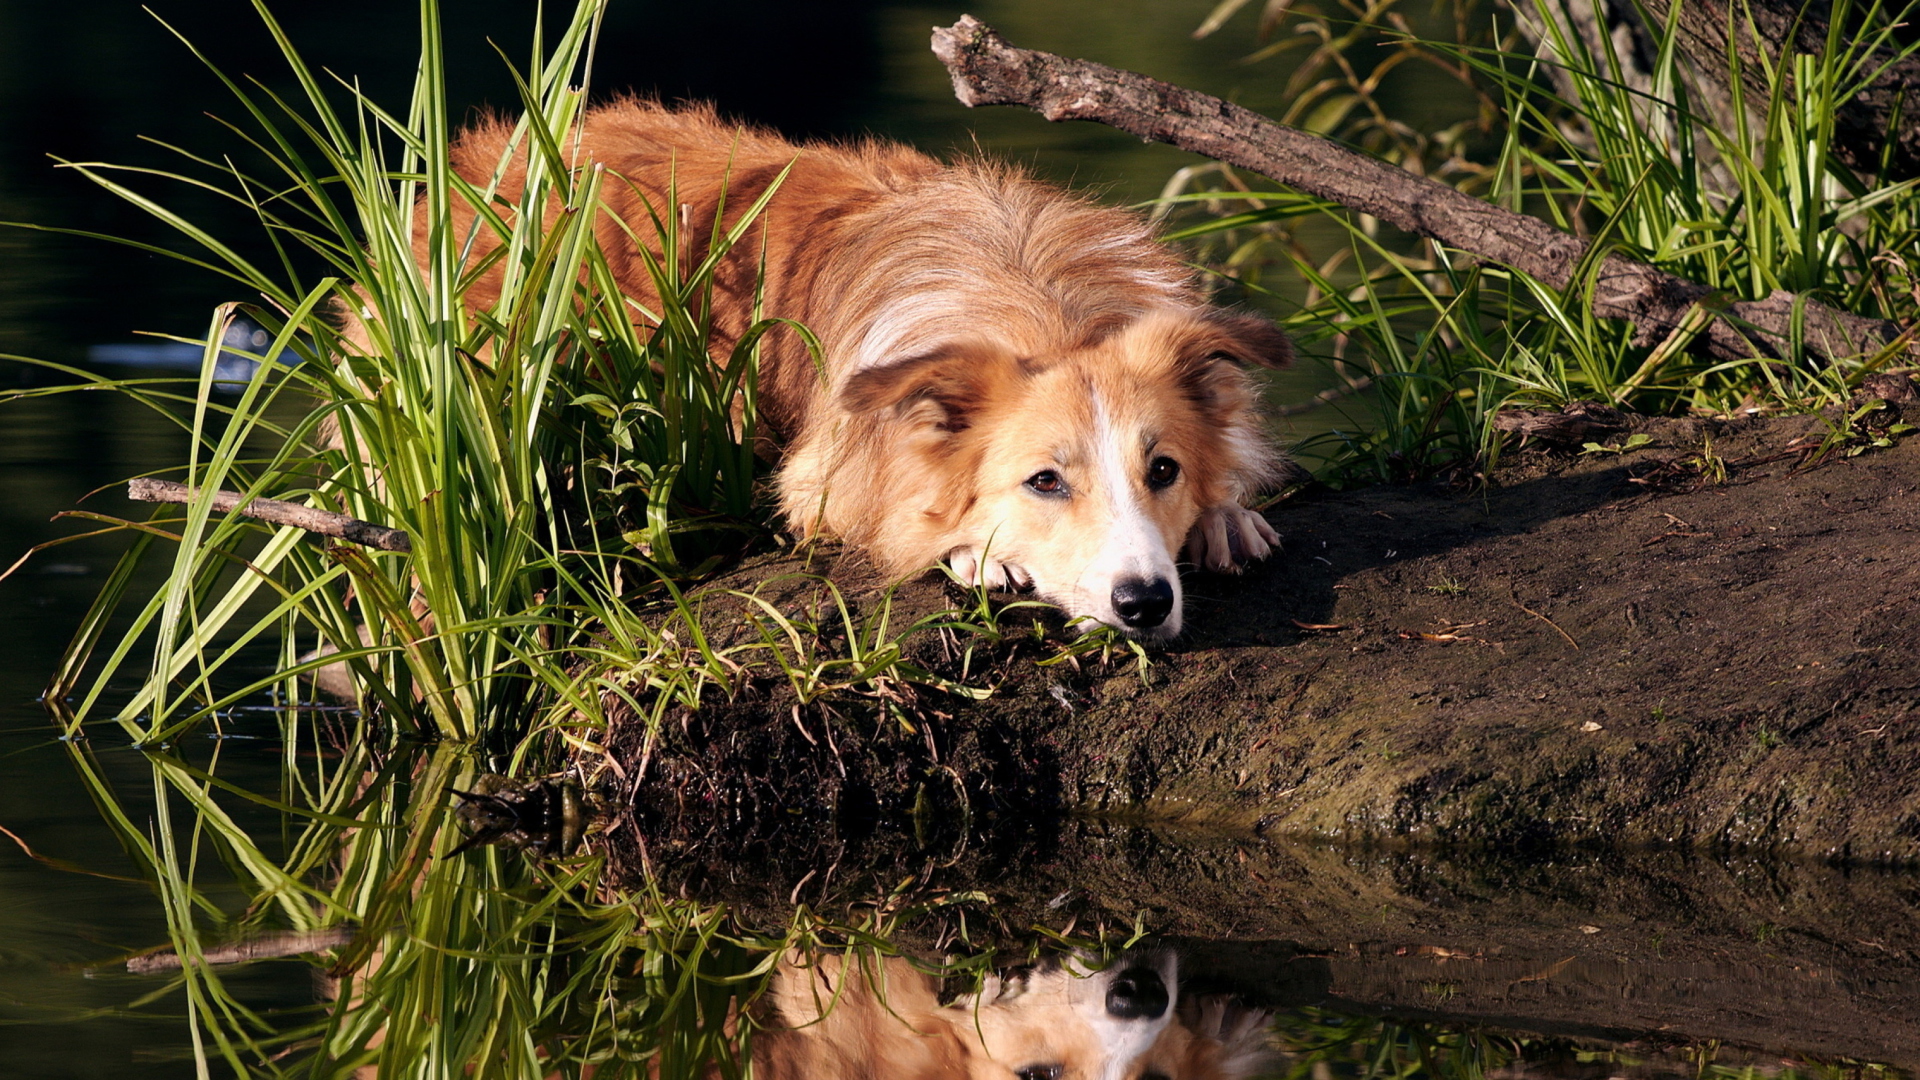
[430,100,1291,634]
[747,953,1273,1080]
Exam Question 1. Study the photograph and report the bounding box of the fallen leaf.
[1291,620,1347,631]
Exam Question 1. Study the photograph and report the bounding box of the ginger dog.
[748,950,1273,1080]
[437,101,1292,638]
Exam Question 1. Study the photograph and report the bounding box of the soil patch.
[600,413,1920,860]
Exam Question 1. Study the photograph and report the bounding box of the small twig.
[1281,658,1329,716]
[787,868,819,908]
[1642,530,1714,546]
[1507,955,1576,989]
[126,927,356,975]
[1509,591,1580,650]
[128,478,411,553]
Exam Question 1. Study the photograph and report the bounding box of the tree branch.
[128,478,412,553]
[930,15,1909,365]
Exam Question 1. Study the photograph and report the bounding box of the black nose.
[1106,966,1169,1020]
[1110,577,1174,629]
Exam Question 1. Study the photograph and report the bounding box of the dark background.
[0,0,898,362]
[0,0,1365,367]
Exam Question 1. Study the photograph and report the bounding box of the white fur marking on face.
[1078,392,1183,636]
[1068,951,1180,1080]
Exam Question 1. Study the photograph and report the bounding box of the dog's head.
[840,309,1289,639]
[944,950,1182,1080]
[760,948,1266,1080]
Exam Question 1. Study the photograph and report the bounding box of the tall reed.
[9,0,799,746]
[1168,0,1920,483]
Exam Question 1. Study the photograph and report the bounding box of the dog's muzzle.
[1110,577,1175,630]
[1104,965,1170,1020]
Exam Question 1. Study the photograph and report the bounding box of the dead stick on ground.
[930,16,1908,365]
[128,478,412,553]
[1509,591,1579,650]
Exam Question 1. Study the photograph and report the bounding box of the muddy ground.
[605,409,1920,860]
[1051,411,1920,860]
[592,409,1920,1065]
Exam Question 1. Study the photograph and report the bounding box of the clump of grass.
[14,0,1161,759]
[1685,436,1731,485]
[1166,0,1920,486]
[3,0,818,748]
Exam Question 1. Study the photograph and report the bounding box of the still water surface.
[0,1,1914,1076]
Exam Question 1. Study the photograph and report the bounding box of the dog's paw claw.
[1186,505,1280,572]
[947,548,1031,591]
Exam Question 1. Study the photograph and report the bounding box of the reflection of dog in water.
[751,949,1272,1079]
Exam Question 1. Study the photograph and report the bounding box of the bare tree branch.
[930,15,1909,365]
[128,478,412,553]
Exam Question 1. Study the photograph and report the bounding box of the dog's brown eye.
[1147,456,1180,489]
[1016,1068,1063,1080]
[1026,470,1065,495]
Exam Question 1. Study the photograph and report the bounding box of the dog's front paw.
[1184,504,1280,572]
[1186,995,1278,1078]
[947,547,1033,591]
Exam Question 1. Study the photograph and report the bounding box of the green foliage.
[1578,432,1651,456]
[1168,0,1920,486]
[3,0,814,745]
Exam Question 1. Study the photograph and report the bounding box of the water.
[1,2,1915,1077]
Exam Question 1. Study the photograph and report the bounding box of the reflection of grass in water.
[1267,1008,1887,1080]
[68,725,1161,1077]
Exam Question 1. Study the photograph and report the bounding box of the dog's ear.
[838,345,1007,433]
[1201,310,1294,369]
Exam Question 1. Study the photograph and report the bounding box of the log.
[595,415,1920,863]
[127,478,412,552]
[929,16,1909,365]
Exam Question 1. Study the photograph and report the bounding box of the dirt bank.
[600,411,1920,860]
[1045,411,1920,860]
[591,411,1920,1062]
